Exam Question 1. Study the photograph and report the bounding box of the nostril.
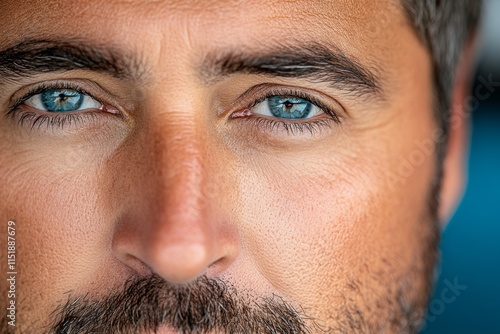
[120,253,154,276]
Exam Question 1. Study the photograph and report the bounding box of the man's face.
[0,0,445,332]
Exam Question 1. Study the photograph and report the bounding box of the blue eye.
[41,89,83,112]
[267,96,312,119]
[251,95,322,120]
[25,88,102,112]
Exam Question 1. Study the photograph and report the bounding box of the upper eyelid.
[235,83,340,106]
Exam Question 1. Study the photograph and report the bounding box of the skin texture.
[0,0,470,333]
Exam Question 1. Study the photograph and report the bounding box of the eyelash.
[238,88,341,136]
[7,82,106,130]
[7,83,340,136]
[247,117,335,136]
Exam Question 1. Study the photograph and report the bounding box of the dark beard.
[47,275,312,334]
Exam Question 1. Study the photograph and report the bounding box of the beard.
[47,275,311,334]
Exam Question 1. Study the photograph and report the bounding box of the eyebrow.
[0,39,381,98]
[202,43,382,98]
[0,39,144,81]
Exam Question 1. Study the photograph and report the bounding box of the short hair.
[401,0,482,139]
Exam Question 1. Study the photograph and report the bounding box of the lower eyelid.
[249,117,335,136]
[10,109,92,130]
[226,112,337,139]
[5,97,121,131]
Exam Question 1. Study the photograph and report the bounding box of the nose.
[112,117,238,283]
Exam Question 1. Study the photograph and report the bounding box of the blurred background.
[421,0,500,333]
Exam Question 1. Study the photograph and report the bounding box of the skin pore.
[0,0,468,333]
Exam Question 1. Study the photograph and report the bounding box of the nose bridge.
[152,121,208,222]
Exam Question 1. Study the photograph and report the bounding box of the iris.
[40,89,84,112]
[267,96,312,119]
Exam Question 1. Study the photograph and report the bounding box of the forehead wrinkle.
[106,0,251,20]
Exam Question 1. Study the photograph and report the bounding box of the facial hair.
[48,275,312,334]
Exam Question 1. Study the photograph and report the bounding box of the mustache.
[48,275,311,334]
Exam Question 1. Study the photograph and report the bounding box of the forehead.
[2,0,399,20]
[0,0,407,52]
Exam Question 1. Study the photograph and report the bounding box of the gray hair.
[401,0,482,137]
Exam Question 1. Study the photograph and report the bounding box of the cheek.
[0,139,127,324]
[235,119,436,314]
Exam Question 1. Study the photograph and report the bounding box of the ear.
[438,36,478,224]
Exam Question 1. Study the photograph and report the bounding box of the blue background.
[421,1,500,333]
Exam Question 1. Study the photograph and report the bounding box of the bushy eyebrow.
[0,39,145,81]
[0,39,382,99]
[201,43,383,98]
